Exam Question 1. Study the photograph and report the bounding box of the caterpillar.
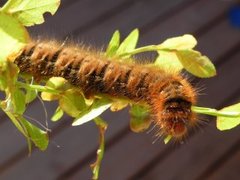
[12,40,197,139]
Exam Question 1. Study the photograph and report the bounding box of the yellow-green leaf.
[2,0,61,26]
[41,77,70,101]
[0,12,29,60]
[106,30,120,57]
[12,88,26,114]
[176,50,216,78]
[51,106,64,121]
[72,98,112,126]
[41,91,59,101]
[129,105,151,133]
[59,89,87,118]
[155,51,183,72]
[0,61,8,90]
[46,77,71,90]
[217,103,240,131]
[116,29,139,58]
[159,34,197,50]
[0,61,18,94]
[25,89,38,103]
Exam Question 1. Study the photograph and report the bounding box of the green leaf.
[0,61,18,94]
[129,105,151,133]
[1,0,61,26]
[106,30,120,57]
[72,98,112,126]
[19,117,49,151]
[159,34,197,50]
[25,89,38,103]
[4,70,26,115]
[12,88,26,114]
[176,50,216,78]
[59,89,86,117]
[41,91,59,101]
[0,61,8,90]
[217,103,240,131]
[155,51,183,72]
[116,29,139,58]
[45,77,71,90]
[51,106,64,121]
[0,12,29,60]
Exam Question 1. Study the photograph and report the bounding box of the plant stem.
[91,118,107,180]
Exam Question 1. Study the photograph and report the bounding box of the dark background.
[0,0,240,179]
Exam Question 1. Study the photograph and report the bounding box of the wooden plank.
[0,109,129,179]
[206,143,240,180]
[74,131,164,180]
[75,0,192,46]
[60,0,82,10]
[75,0,232,46]
[0,1,6,7]
[0,101,59,170]
[0,120,26,166]
[140,0,234,45]
[29,0,139,38]
[136,50,240,180]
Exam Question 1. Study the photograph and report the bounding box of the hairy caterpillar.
[12,40,197,139]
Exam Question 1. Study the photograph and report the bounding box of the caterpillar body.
[12,40,197,139]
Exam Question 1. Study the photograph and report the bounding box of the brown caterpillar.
[12,40,197,139]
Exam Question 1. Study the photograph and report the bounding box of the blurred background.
[0,0,240,179]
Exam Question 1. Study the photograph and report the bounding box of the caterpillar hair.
[12,40,197,139]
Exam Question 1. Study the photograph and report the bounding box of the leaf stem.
[119,45,159,57]
[91,117,107,180]
[192,106,240,118]
[16,81,60,94]
[118,44,173,58]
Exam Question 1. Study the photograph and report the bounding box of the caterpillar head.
[151,79,197,139]
[160,97,195,138]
